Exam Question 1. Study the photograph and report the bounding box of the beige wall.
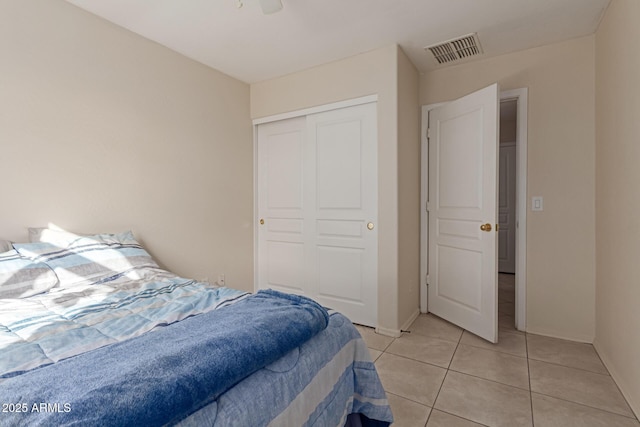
[397,48,421,328]
[420,36,597,342]
[0,1,255,291]
[252,45,418,333]
[595,0,640,415]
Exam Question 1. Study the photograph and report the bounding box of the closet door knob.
[259,219,265,225]
[480,223,492,232]
[367,222,374,230]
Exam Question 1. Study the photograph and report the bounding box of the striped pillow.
[0,250,58,298]
[14,231,159,288]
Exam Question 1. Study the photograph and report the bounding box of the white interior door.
[257,102,378,327]
[427,83,499,343]
[498,143,516,274]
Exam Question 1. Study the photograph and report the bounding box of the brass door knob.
[367,222,374,230]
[480,223,492,232]
[259,219,264,225]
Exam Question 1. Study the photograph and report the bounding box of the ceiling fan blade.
[259,0,283,14]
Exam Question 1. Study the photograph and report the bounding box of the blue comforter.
[0,290,329,426]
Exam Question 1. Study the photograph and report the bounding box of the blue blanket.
[176,311,394,426]
[0,290,329,426]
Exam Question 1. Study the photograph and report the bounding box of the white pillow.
[0,240,12,253]
[17,231,159,288]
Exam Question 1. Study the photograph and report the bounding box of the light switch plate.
[532,196,543,211]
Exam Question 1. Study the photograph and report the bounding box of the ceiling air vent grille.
[426,33,483,65]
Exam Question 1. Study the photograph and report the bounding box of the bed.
[0,230,393,426]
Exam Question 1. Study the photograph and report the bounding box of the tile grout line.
[428,408,492,427]
[456,340,528,359]
[529,390,640,420]
[502,273,536,427]
[589,339,638,419]
[423,326,464,426]
[445,368,531,392]
[385,343,532,392]
[527,357,614,376]
[527,358,637,418]
[382,351,453,371]
[378,329,435,426]
[384,391,430,409]
[526,332,536,427]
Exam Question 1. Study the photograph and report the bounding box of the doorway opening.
[500,88,527,333]
[498,99,517,330]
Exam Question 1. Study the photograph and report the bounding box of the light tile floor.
[356,274,640,427]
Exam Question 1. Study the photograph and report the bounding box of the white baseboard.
[525,327,594,344]
[593,340,640,419]
[375,308,420,338]
[401,308,421,332]
[375,326,402,338]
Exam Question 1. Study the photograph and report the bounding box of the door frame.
[420,88,528,332]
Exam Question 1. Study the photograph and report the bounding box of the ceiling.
[65,0,610,84]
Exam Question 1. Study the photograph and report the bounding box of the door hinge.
[426,128,431,140]
[426,274,430,285]
[426,201,431,212]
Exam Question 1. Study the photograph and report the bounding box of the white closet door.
[307,103,378,326]
[257,116,308,295]
[257,102,378,327]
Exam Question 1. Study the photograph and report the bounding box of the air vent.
[425,33,483,65]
